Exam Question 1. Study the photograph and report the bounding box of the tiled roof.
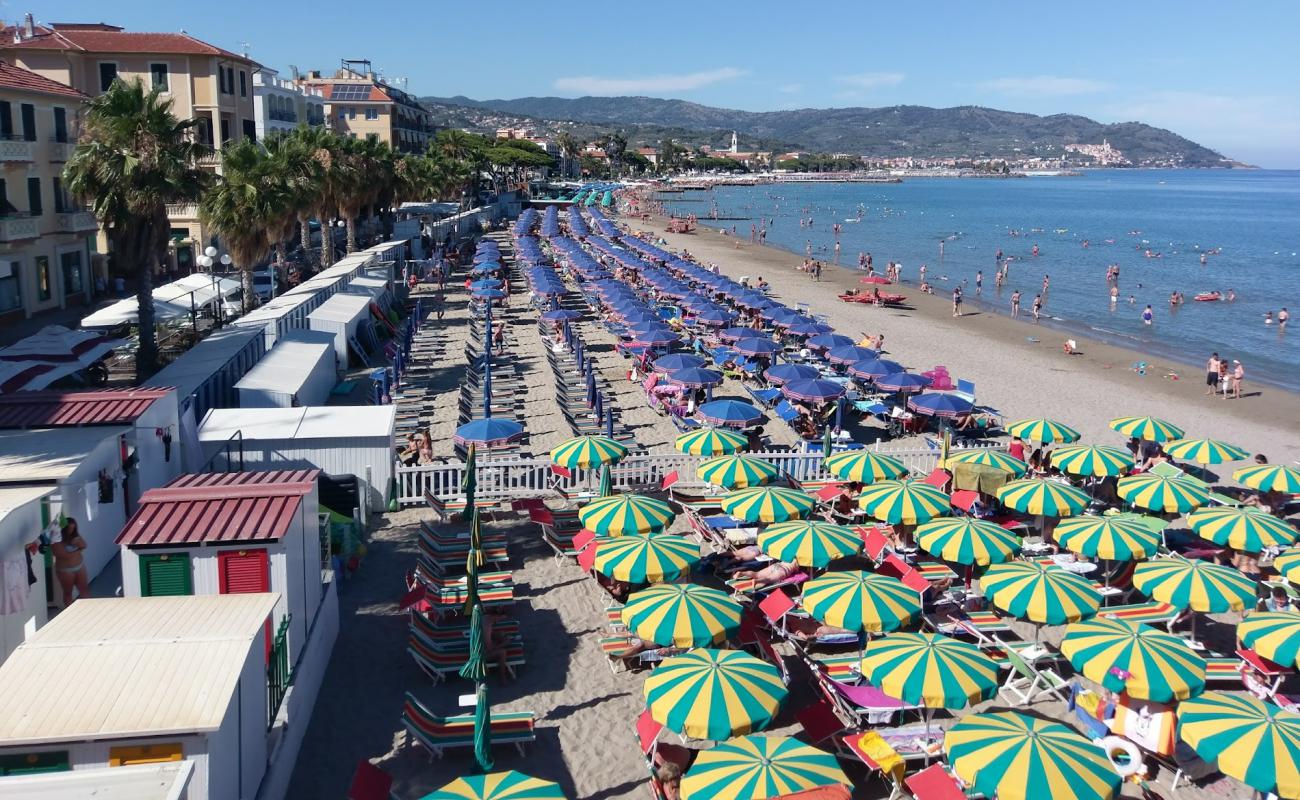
[4,25,254,63]
[0,61,86,100]
[116,469,319,547]
[0,388,171,428]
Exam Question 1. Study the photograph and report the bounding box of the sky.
[17,0,1300,167]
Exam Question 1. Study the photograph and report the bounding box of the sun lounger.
[401,692,534,757]
[726,570,809,600]
[923,610,1010,637]
[843,724,942,764]
[996,635,1071,705]
[1099,600,1180,628]
[408,630,524,682]
[411,611,518,643]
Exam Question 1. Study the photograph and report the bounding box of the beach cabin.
[307,294,375,368]
[0,594,279,800]
[144,328,266,449]
[196,407,396,514]
[0,760,193,800]
[235,340,335,409]
[345,275,393,315]
[0,428,130,588]
[278,329,342,373]
[0,486,54,664]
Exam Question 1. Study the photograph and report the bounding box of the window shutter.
[109,743,182,767]
[0,751,69,775]
[139,554,191,596]
[218,549,269,594]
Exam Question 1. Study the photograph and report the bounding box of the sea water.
[661,170,1300,391]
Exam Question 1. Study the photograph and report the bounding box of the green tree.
[555,131,579,178]
[63,79,209,378]
[200,139,284,312]
[262,130,321,275]
[604,132,628,176]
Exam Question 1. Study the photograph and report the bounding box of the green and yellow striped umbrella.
[1275,549,1300,585]
[1109,415,1184,442]
[996,479,1090,517]
[721,486,816,523]
[915,517,1020,566]
[1050,445,1133,477]
[643,648,788,740]
[1239,612,1300,669]
[945,711,1121,800]
[1188,506,1297,552]
[801,571,921,633]
[1061,616,1206,702]
[593,534,699,584]
[1133,558,1256,612]
[822,450,908,484]
[1178,692,1300,799]
[676,427,749,456]
[420,771,565,800]
[1055,516,1161,561]
[1004,418,1081,444]
[757,521,862,568]
[1234,464,1300,494]
[621,583,742,648]
[550,435,628,470]
[1164,437,1250,465]
[680,734,850,800]
[698,455,779,489]
[943,449,1028,477]
[859,632,998,709]
[579,493,675,536]
[980,561,1101,625]
[857,480,951,525]
[1117,473,1210,513]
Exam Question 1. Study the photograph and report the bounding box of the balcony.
[49,139,75,162]
[166,203,200,218]
[0,138,33,162]
[56,209,97,233]
[0,215,39,242]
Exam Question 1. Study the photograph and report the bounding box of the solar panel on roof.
[331,83,371,100]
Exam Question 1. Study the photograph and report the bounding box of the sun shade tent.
[80,275,242,328]
[235,340,336,408]
[307,293,374,368]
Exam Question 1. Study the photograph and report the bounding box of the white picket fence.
[393,441,1006,506]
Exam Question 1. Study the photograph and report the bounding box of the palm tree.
[334,136,386,253]
[292,126,345,267]
[555,131,578,178]
[604,132,628,177]
[261,131,319,277]
[63,79,209,378]
[200,139,283,312]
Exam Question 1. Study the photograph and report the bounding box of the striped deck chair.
[410,610,518,644]
[407,626,525,682]
[1098,600,1180,629]
[401,692,534,757]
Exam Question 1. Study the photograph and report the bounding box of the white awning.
[80,275,241,328]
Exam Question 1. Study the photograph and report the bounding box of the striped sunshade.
[721,486,816,523]
[620,583,742,648]
[1109,415,1185,442]
[1117,473,1210,513]
[680,735,850,800]
[1004,418,1081,444]
[1049,445,1133,477]
[1054,516,1161,560]
[1188,506,1297,552]
[1061,616,1206,702]
[1238,612,1300,669]
[593,534,699,584]
[550,435,628,470]
[980,561,1101,625]
[675,427,748,456]
[697,455,779,490]
[857,480,951,525]
[1234,464,1300,494]
[1177,692,1300,799]
[578,494,675,536]
[1133,558,1257,612]
[643,649,788,740]
[419,772,565,800]
[822,450,908,484]
[859,632,998,709]
[943,449,1028,476]
[1273,549,1300,585]
[915,517,1020,566]
[757,521,862,568]
[996,479,1089,517]
[801,570,920,633]
[1164,438,1250,465]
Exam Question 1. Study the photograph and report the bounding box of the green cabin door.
[138,553,192,596]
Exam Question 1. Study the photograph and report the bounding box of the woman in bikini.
[51,518,90,606]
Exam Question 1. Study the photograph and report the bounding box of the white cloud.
[980,75,1109,96]
[778,83,804,94]
[553,67,746,95]
[836,72,905,91]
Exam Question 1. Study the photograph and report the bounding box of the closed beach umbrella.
[1133,558,1256,613]
[981,561,1101,625]
[550,435,628,470]
[419,771,564,800]
[579,494,675,536]
[680,735,850,800]
[1234,464,1300,494]
[675,427,747,456]
[643,649,788,740]
[996,479,1090,517]
[822,450,908,484]
[1117,473,1210,513]
[764,363,820,385]
[916,517,1020,566]
[908,392,974,418]
[1004,417,1081,444]
[1050,445,1133,477]
[1239,612,1300,669]
[732,337,780,357]
[781,379,846,403]
[1177,692,1300,799]
[698,455,779,490]
[859,633,998,709]
[1061,616,1205,702]
[621,583,742,648]
[874,372,932,393]
[825,345,878,366]
[698,400,765,428]
[1055,516,1161,561]
[1109,415,1185,442]
[671,367,724,388]
[593,534,699,584]
[757,521,862,568]
[858,480,951,525]
[654,353,706,373]
[846,357,903,381]
[721,486,816,523]
[944,711,1121,800]
[1164,438,1250,464]
[943,448,1027,476]
[801,570,920,633]
[1188,506,1297,552]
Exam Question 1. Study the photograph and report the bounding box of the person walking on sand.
[1032,294,1043,322]
[952,286,963,317]
[1232,359,1244,399]
[1010,290,1022,318]
[1142,305,1154,325]
[1205,353,1221,396]
[812,261,822,282]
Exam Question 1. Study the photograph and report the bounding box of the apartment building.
[0,61,94,324]
[253,67,326,140]
[299,59,434,154]
[1,18,259,278]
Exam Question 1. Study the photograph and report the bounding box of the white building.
[252,68,325,140]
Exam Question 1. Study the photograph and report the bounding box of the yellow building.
[300,60,434,154]
[0,19,259,277]
[0,61,95,325]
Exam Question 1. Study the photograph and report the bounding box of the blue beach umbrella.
[764,363,821,385]
[454,418,524,447]
[671,367,725,387]
[806,333,855,351]
[606,405,615,438]
[699,400,765,428]
[470,278,502,290]
[655,354,707,373]
[786,322,835,338]
[782,379,847,403]
[721,327,758,341]
[473,288,506,300]
[847,358,903,381]
[908,393,975,418]
[876,372,933,393]
[734,338,781,357]
[826,346,879,366]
